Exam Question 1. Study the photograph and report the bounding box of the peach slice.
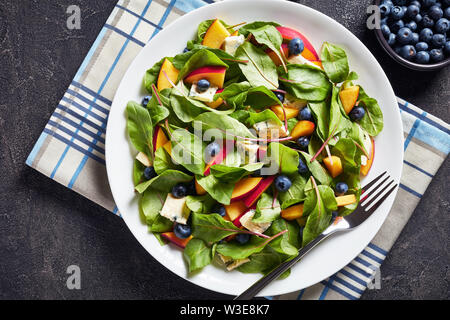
[152,126,169,153]
[281,204,304,221]
[162,141,172,156]
[184,66,227,89]
[230,30,239,37]
[195,178,207,196]
[205,88,224,109]
[265,43,289,67]
[161,232,193,249]
[339,85,360,114]
[296,216,308,227]
[336,194,357,207]
[323,156,343,178]
[290,120,315,140]
[225,201,248,222]
[231,177,263,201]
[361,138,375,176]
[243,176,276,208]
[157,58,179,92]
[271,105,300,121]
[202,19,231,49]
[276,26,320,62]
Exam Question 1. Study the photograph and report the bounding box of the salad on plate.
[125,19,384,277]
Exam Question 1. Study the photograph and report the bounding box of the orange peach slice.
[202,19,231,49]
[195,178,207,196]
[336,194,357,207]
[231,177,263,201]
[205,88,224,109]
[339,85,360,114]
[242,176,276,208]
[361,138,375,176]
[276,26,320,62]
[162,141,172,156]
[161,232,193,249]
[157,58,179,91]
[152,126,169,153]
[296,216,308,227]
[323,156,343,178]
[271,105,300,121]
[290,120,315,140]
[266,43,289,67]
[184,66,227,89]
[281,204,304,221]
[225,201,248,222]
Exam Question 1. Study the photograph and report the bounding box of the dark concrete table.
[0,0,448,300]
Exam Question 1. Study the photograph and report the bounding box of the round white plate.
[105,0,404,297]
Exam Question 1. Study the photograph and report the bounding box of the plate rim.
[105,0,404,297]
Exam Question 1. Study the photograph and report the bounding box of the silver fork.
[234,171,397,300]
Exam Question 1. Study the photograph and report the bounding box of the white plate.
[105,0,404,297]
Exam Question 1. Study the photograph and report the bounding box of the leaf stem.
[242,46,279,89]
[311,124,338,163]
[221,58,249,64]
[353,140,370,158]
[227,22,247,29]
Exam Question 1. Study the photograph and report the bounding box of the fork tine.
[362,171,387,193]
[362,180,395,208]
[360,175,390,202]
[365,183,398,215]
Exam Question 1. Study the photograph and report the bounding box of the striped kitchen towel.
[26,0,450,300]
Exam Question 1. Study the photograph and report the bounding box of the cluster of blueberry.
[379,0,450,64]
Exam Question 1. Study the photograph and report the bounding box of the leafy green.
[265,143,300,175]
[126,101,153,158]
[279,64,332,102]
[238,21,281,37]
[357,87,384,137]
[170,129,205,175]
[153,147,179,175]
[320,42,349,84]
[195,174,234,205]
[216,235,280,260]
[248,25,285,72]
[147,86,170,125]
[135,169,193,193]
[143,57,170,93]
[252,193,281,224]
[150,214,173,233]
[140,188,167,226]
[191,213,242,243]
[194,112,256,139]
[184,239,213,272]
[279,173,308,209]
[246,109,283,127]
[309,101,329,141]
[177,49,228,81]
[300,152,332,185]
[235,42,279,90]
[133,159,146,186]
[237,247,281,274]
[210,162,264,183]
[186,194,216,214]
[267,218,300,257]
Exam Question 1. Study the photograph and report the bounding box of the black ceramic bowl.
[373,0,450,71]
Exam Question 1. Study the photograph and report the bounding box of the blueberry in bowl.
[374,0,450,71]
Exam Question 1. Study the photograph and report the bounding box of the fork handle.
[234,232,331,300]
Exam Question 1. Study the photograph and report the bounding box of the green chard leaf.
[248,25,286,72]
[195,174,234,205]
[170,129,205,175]
[357,86,384,137]
[210,162,264,183]
[279,64,332,102]
[133,159,146,186]
[252,193,281,224]
[267,218,300,257]
[194,112,256,140]
[320,42,350,84]
[279,173,308,209]
[183,238,213,273]
[300,151,332,186]
[186,194,216,214]
[126,101,153,158]
[216,233,285,260]
[143,57,171,93]
[235,41,279,90]
[140,188,167,226]
[135,170,193,194]
[238,21,281,37]
[191,213,242,243]
[236,247,282,274]
[177,49,228,81]
[147,86,170,125]
[265,143,300,175]
[153,147,180,175]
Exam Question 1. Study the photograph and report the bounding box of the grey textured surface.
[0,0,448,300]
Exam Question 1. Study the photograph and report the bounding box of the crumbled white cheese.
[284,93,307,110]
[136,152,151,167]
[218,254,250,271]
[253,120,288,139]
[239,209,272,234]
[223,35,245,56]
[159,193,190,225]
[236,140,259,164]
[189,83,218,103]
[287,54,320,69]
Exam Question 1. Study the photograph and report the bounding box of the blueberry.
[212,204,226,217]
[274,92,285,103]
[444,41,450,55]
[141,96,151,107]
[391,6,405,20]
[143,166,157,180]
[235,233,251,244]
[299,107,313,121]
[414,13,423,23]
[349,106,366,121]
[429,5,444,20]
[381,24,391,38]
[275,175,292,192]
[288,38,305,56]
[197,79,210,92]
[410,1,421,8]
[183,47,190,53]
[405,20,418,31]
[388,33,397,45]
[205,142,221,158]
[422,0,437,8]
[445,7,450,20]
[336,182,349,194]
[411,32,420,45]
[185,180,197,196]
[435,18,450,33]
[297,136,310,149]
[174,223,192,239]
[172,184,187,198]
[397,27,414,44]
[379,4,391,17]
[399,44,417,60]
[298,158,309,174]
[421,15,435,28]
[416,41,429,51]
[390,20,405,34]
[419,28,434,42]
[432,34,446,48]
[430,48,444,62]
[394,45,403,54]
[416,50,431,63]
[382,0,394,6]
